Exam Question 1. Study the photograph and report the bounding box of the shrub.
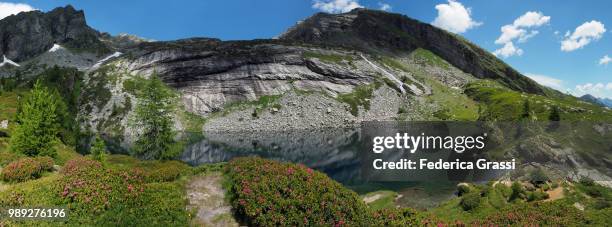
[34,156,54,171]
[527,190,549,201]
[57,158,145,214]
[0,151,24,166]
[144,161,190,182]
[476,201,588,226]
[226,157,371,226]
[370,208,423,226]
[509,182,524,201]
[457,183,471,196]
[460,192,481,211]
[1,157,51,182]
[90,135,108,163]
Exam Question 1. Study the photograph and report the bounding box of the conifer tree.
[90,134,108,163]
[10,80,63,157]
[132,74,177,160]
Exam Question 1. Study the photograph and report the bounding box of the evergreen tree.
[520,100,531,120]
[10,80,63,157]
[132,74,177,160]
[90,134,108,163]
[548,106,561,121]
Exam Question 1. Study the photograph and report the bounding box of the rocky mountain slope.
[1,5,610,171]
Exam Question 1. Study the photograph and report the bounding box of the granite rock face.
[0,5,107,62]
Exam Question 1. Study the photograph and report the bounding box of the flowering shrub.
[226,157,371,226]
[34,156,54,171]
[474,201,588,226]
[1,157,52,182]
[370,208,424,226]
[56,158,145,214]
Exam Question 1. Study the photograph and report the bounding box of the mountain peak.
[0,5,108,62]
[280,9,544,95]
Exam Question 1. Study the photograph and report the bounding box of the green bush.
[90,135,108,163]
[527,190,549,201]
[460,192,481,211]
[0,151,24,166]
[34,156,54,171]
[1,157,52,182]
[457,184,470,196]
[144,161,190,182]
[226,157,371,226]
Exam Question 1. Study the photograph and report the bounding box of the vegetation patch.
[337,82,380,116]
[410,48,450,70]
[303,51,354,64]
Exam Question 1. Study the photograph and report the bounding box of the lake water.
[180,127,457,209]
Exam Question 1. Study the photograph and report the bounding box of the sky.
[1,0,611,98]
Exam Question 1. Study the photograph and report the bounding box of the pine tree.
[132,74,177,160]
[548,106,561,121]
[10,80,63,157]
[520,100,531,120]
[90,135,108,163]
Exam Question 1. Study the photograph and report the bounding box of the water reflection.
[180,127,457,209]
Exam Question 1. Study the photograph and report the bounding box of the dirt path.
[544,187,565,201]
[186,173,238,227]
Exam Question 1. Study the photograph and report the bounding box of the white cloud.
[525,73,564,90]
[572,82,612,98]
[599,55,611,66]
[512,11,551,28]
[493,42,523,58]
[493,11,550,58]
[312,0,362,13]
[378,2,391,11]
[0,2,35,20]
[432,0,481,34]
[561,20,606,52]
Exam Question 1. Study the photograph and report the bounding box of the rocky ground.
[186,173,238,227]
[203,86,403,132]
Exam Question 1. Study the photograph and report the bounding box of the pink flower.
[127,184,134,192]
[287,167,295,175]
[306,168,314,174]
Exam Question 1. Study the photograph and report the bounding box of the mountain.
[0,5,108,62]
[279,9,544,95]
[580,94,612,108]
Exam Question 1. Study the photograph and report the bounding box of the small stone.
[326,108,332,114]
[271,107,279,113]
[0,120,7,129]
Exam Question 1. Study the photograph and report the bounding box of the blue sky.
[2,0,611,98]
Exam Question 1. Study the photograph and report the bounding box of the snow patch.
[48,44,63,52]
[91,52,123,69]
[0,55,20,67]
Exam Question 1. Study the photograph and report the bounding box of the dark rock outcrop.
[280,9,544,95]
[0,5,108,62]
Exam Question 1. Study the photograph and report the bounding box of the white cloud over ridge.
[378,2,391,11]
[574,82,612,98]
[432,0,481,34]
[561,20,606,52]
[0,2,35,20]
[600,55,612,66]
[312,0,362,14]
[493,11,550,58]
[526,73,563,90]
